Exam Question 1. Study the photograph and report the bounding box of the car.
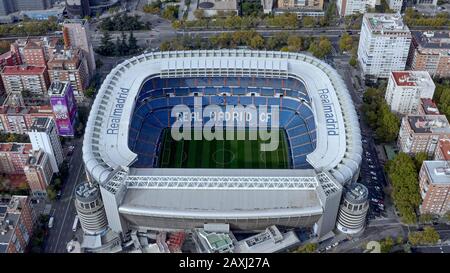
[362,139,368,144]
[48,217,54,229]
[374,186,382,191]
[369,165,375,169]
[56,191,62,199]
[371,176,378,180]
[325,245,332,251]
[332,242,339,247]
[370,171,376,175]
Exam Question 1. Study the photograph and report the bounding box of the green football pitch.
[158,129,290,169]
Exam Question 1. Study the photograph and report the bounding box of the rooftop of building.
[48,81,70,96]
[391,71,434,88]
[364,13,410,34]
[26,149,45,166]
[63,18,88,26]
[30,117,51,131]
[412,31,450,50]
[437,139,450,161]
[345,183,368,204]
[0,105,52,115]
[420,98,440,115]
[75,182,100,203]
[198,0,238,10]
[407,115,450,134]
[423,160,450,185]
[0,143,32,154]
[1,65,46,75]
[0,196,28,251]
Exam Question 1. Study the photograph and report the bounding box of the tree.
[386,153,421,224]
[249,34,265,49]
[287,35,303,52]
[162,6,179,21]
[84,86,96,98]
[419,213,434,224]
[0,40,10,54]
[194,9,205,20]
[294,243,317,253]
[47,187,56,201]
[380,237,394,253]
[97,31,115,56]
[302,16,315,28]
[339,33,353,53]
[308,37,332,59]
[349,56,357,67]
[128,31,139,54]
[408,227,440,245]
[414,152,428,171]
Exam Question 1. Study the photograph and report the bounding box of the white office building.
[385,71,435,115]
[387,0,403,12]
[337,0,368,16]
[357,13,411,80]
[27,117,63,173]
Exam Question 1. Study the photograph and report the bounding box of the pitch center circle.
[213,148,235,165]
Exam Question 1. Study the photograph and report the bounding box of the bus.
[72,215,79,232]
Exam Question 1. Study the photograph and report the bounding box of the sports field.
[158,129,290,169]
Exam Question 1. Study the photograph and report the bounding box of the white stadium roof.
[83,50,362,186]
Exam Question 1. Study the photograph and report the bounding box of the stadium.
[83,50,362,238]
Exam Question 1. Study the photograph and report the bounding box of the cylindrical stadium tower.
[336,183,369,234]
[74,181,108,235]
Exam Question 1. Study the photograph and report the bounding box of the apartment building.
[398,114,450,156]
[0,196,36,253]
[0,65,50,96]
[434,138,450,161]
[387,0,403,12]
[277,0,324,10]
[409,31,450,78]
[24,149,53,197]
[357,13,411,80]
[419,161,450,216]
[418,98,440,116]
[28,117,63,173]
[0,143,33,175]
[384,71,435,115]
[0,105,54,134]
[47,48,89,98]
[337,0,369,16]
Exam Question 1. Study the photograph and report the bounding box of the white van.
[48,217,54,229]
[72,215,79,232]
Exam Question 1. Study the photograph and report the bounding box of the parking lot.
[358,133,387,220]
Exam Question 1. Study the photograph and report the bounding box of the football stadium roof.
[83,50,362,186]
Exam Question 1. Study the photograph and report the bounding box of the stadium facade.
[83,50,362,239]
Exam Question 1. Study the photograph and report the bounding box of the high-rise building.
[385,71,435,115]
[336,183,369,234]
[48,81,78,137]
[12,37,60,66]
[416,0,437,5]
[0,0,52,16]
[47,49,89,99]
[0,105,54,134]
[28,117,63,173]
[387,0,403,12]
[0,65,50,96]
[357,13,411,80]
[63,19,96,78]
[0,143,33,174]
[24,149,53,197]
[65,0,91,17]
[277,0,324,10]
[0,196,36,253]
[337,0,369,16]
[408,31,450,78]
[419,161,450,216]
[398,114,450,156]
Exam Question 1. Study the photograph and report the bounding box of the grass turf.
[159,128,290,169]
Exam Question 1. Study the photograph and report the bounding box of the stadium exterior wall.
[82,50,361,237]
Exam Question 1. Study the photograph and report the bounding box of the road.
[43,138,86,253]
